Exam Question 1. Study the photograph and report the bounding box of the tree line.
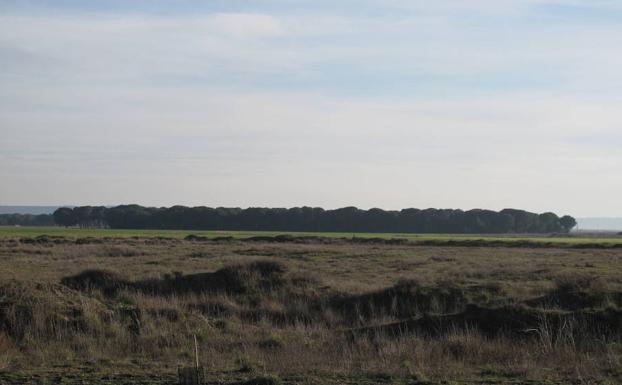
[51,205,577,233]
[0,213,55,227]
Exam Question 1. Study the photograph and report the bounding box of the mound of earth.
[349,304,622,340]
[62,260,316,298]
[0,280,107,340]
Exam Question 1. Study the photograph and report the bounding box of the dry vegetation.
[1,234,622,384]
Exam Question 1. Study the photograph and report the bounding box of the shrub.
[235,354,258,373]
[243,374,282,385]
[61,269,127,296]
[258,335,284,350]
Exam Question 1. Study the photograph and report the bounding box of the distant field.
[1,226,622,245]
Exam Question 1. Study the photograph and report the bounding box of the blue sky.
[1,0,622,216]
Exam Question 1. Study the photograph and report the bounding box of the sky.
[1,0,622,217]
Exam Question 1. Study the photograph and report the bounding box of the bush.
[243,374,282,385]
[547,275,611,310]
[60,269,127,296]
[235,354,258,373]
[257,335,284,350]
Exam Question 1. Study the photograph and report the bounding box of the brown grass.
[0,236,621,383]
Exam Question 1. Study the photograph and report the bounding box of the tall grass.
[1,261,621,382]
[1,236,621,383]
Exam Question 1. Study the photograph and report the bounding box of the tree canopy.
[50,205,577,234]
[0,213,55,227]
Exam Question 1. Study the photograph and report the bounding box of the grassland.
[2,226,622,245]
[0,232,621,384]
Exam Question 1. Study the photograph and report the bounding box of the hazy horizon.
[3,1,622,217]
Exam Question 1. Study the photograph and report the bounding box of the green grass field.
[1,226,621,245]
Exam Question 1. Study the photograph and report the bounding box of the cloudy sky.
[1,0,622,216]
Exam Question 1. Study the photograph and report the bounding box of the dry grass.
[0,236,622,383]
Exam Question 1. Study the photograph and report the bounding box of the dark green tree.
[53,204,576,234]
[53,207,77,227]
[560,215,577,233]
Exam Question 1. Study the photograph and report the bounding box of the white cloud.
[205,13,283,39]
[3,6,622,87]
[0,12,295,84]
[371,0,622,14]
[1,4,622,215]
[2,81,621,215]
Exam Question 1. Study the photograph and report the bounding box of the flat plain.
[2,226,622,244]
[0,230,621,384]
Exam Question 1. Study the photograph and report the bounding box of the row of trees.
[0,213,55,226]
[52,205,577,233]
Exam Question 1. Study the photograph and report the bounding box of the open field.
[2,226,622,245]
[1,234,622,384]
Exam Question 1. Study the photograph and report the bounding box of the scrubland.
[1,234,621,384]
